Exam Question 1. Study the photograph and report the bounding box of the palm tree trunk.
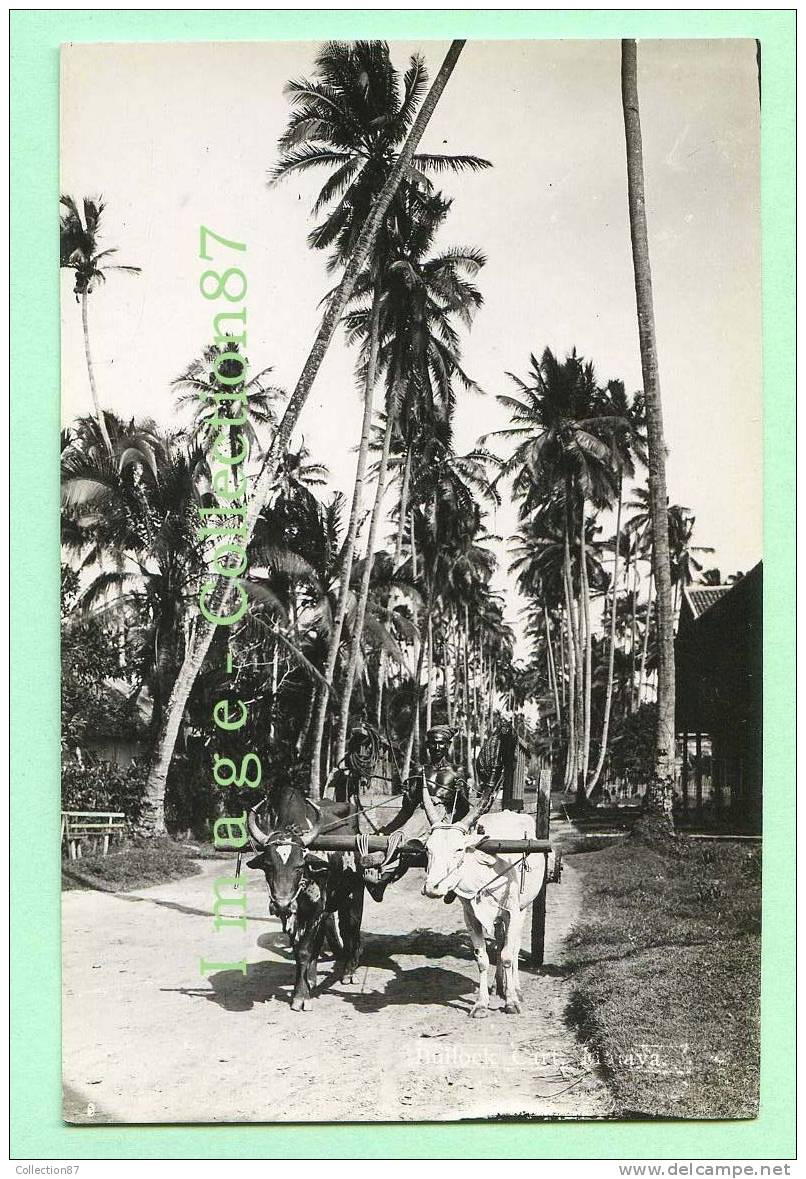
[444,630,453,727]
[402,579,434,778]
[376,651,385,727]
[638,567,654,706]
[621,540,632,715]
[488,657,496,728]
[81,292,113,454]
[453,626,462,724]
[561,609,572,788]
[425,614,434,731]
[542,594,562,730]
[622,37,676,822]
[269,641,279,741]
[475,637,485,742]
[296,686,316,756]
[137,627,210,835]
[403,636,426,776]
[629,548,640,713]
[580,502,593,789]
[310,277,382,789]
[394,444,411,568]
[463,602,472,775]
[562,538,577,791]
[588,476,623,792]
[562,478,582,791]
[142,41,467,827]
[335,400,395,758]
[574,590,584,769]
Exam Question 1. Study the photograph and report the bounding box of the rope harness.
[471,852,530,904]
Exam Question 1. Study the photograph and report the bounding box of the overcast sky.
[61,38,761,648]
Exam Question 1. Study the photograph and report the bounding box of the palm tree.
[587,383,645,793]
[625,491,693,707]
[272,41,490,794]
[668,507,714,622]
[61,418,206,745]
[143,40,470,822]
[622,39,676,823]
[400,436,499,774]
[333,190,486,756]
[60,197,141,454]
[172,341,284,460]
[509,518,567,739]
[484,348,624,802]
[248,490,413,764]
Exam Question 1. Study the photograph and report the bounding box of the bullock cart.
[309,725,559,965]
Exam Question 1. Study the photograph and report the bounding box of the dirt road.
[62,852,612,1123]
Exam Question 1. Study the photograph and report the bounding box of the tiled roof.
[686,586,731,619]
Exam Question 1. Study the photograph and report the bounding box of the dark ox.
[246,787,363,1012]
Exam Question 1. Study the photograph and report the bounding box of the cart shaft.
[309,834,552,854]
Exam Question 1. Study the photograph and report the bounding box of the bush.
[62,755,147,824]
[609,702,657,787]
[164,755,227,840]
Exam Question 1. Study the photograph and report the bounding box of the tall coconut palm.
[142,40,470,823]
[625,490,692,707]
[399,436,498,774]
[483,348,625,802]
[172,341,284,460]
[273,41,490,794]
[60,197,141,454]
[587,383,646,792]
[334,190,485,756]
[668,507,714,622]
[622,39,676,824]
[509,517,565,736]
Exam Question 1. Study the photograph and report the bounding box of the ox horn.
[300,809,322,848]
[247,804,272,849]
[458,787,495,833]
[421,779,441,828]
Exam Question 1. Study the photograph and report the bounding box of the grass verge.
[61,838,204,892]
[565,836,760,1119]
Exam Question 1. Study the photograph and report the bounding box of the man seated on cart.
[358,724,491,902]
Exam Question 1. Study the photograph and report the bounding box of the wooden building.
[675,562,762,831]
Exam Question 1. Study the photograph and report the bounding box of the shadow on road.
[184,960,299,1011]
[336,964,475,1014]
[171,929,479,1016]
[111,892,274,922]
[361,927,474,963]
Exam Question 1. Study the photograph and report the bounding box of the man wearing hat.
[357,725,475,900]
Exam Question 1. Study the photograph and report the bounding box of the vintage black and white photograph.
[60,37,762,1124]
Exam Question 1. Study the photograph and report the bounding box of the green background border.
[11,8,795,1161]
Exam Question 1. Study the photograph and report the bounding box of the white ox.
[421,786,547,1018]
